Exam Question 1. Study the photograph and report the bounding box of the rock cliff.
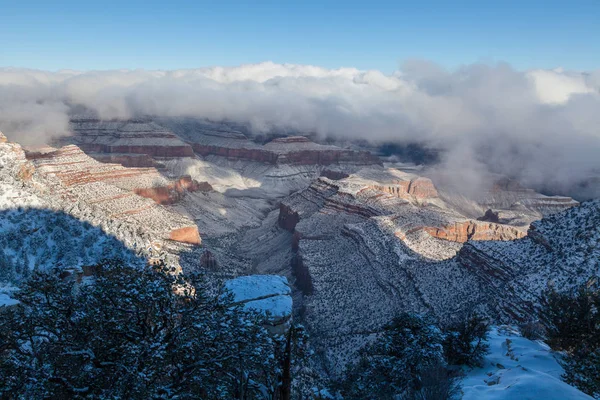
[67,118,195,159]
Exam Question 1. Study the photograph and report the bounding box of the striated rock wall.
[368,176,438,200]
[192,144,278,163]
[456,243,536,321]
[193,143,380,166]
[25,144,201,246]
[67,119,195,159]
[423,221,527,243]
[77,142,195,158]
[88,153,159,168]
[407,177,438,198]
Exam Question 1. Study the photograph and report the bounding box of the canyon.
[1,118,597,380]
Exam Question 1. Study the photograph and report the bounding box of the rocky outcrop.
[423,221,526,242]
[0,133,37,183]
[368,177,438,200]
[278,203,301,232]
[168,226,201,245]
[134,176,212,205]
[28,145,161,187]
[23,144,200,246]
[407,177,438,198]
[478,209,500,223]
[527,225,554,252]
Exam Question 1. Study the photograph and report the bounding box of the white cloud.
[528,69,595,104]
[0,61,599,198]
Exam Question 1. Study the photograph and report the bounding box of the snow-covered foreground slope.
[462,326,592,400]
[0,208,143,283]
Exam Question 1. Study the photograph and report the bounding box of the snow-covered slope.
[0,208,142,283]
[0,131,188,284]
[462,326,592,400]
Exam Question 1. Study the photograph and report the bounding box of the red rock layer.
[192,144,279,163]
[169,227,202,245]
[368,177,438,200]
[192,144,380,166]
[134,176,213,205]
[78,143,194,158]
[422,221,526,242]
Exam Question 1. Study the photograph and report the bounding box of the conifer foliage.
[340,313,462,400]
[442,314,490,368]
[0,260,288,399]
[542,282,600,399]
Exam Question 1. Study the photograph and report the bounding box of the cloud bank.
[0,61,599,198]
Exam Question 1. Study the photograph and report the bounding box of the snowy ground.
[461,326,592,399]
[0,286,19,307]
[224,275,292,321]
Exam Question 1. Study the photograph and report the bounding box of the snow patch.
[224,275,292,320]
[461,326,592,400]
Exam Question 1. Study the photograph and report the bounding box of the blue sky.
[1,0,599,72]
